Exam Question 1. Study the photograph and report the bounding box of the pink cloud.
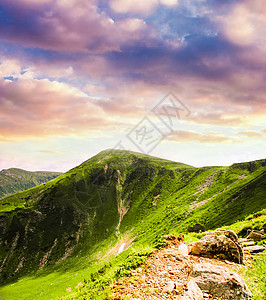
[0,76,123,138]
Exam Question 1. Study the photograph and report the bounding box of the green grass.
[0,168,62,199]
[0,150,265,299]
[242,255,266,300]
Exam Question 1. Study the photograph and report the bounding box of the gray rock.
[180,279,204,300]
[206,228,239,243]
[189,229,243,264]
[242,241,255,247]
[238,238,248,244]
[243,245,265,253]
[246,230,266,242]
[190,263,252,300]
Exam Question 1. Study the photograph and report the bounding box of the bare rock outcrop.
[190,263,252,300]
[189,229,243,264]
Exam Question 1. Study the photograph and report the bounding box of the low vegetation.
[0,168,62,199]
[0,150,265,299]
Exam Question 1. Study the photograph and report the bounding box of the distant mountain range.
[0,168,62,198]
[0,150,265,299]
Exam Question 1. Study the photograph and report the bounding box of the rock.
[188,223,205,233]
[238,238,248,243]
[180,279,203,300]
[242,241,255,247]
[178,243,189,256]
[207,228,239,243]
[243,245,265,253]
[189,229,243,264]
[190,263,252,300]
[163,280,175,293]
[162,248,187,261]
[246,230,266,242]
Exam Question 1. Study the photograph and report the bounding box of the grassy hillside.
[0,168,62,198]
[0,150,265,299]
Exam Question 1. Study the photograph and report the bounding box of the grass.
[0,168,61,199]
[0,150,265,299]
[242,255,266,300]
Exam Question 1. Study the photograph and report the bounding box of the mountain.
[0,150,265,299]
[0,168,62,198]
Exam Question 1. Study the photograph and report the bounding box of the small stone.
[175,282,184,292]
[247,230,266,241]
[163,280,175,293]
[242,241,255,246]
[243,245,265,253]
[238,238,248,243]
[178,243,189,256]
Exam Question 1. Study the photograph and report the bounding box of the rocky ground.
[108,230,265,300]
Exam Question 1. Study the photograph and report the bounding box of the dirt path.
[108,238,243,300]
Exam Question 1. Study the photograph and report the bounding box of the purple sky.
[0,0,265,171]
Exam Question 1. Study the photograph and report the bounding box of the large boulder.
[190,263,252,300]
[189,229,243,264]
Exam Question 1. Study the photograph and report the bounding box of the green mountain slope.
[0,168,62,198]
[0,150,265,299]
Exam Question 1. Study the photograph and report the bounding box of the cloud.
[167,130,241,144]
[0,0,152,53]
[0,0,265,136]
[218,1,266,48]
[109,0,179,14]
[0,59,22,77]
[109,0,158,14]
[38,150,61,154]
[0,74,123,139]
[160,0,178,7]
[238,131,264,138]
[220,4,255,46]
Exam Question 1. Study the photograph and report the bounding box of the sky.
[0,0,265,172]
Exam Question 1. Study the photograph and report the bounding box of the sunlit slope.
[0,150,265,285]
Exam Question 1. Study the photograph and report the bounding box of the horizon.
[1,149,265,173]
[0,0,265,172]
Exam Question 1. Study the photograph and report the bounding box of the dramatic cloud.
[0,0,151,53]
[0,0,265,170]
